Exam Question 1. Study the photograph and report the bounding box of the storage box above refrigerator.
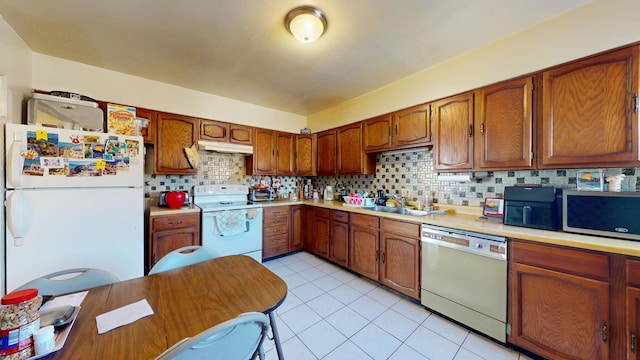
[27,92,104,132]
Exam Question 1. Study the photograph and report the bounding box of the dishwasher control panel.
[421,224,507,260]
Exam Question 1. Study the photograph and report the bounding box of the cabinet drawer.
[263,224,288,237]
[264,206,289,219]
[382,218,420,238]
[264,215,289,227]
[511,239,609,281]
[351,213,379,228]
[315,208,330,218]
[264,234,288,247]
[627,258,640,286]
[152,213,199,231]
[331,210,349,222]
[263,244,289,259]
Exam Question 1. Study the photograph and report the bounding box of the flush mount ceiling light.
[284,5,328,43]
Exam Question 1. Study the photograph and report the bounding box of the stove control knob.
[475,243,483,249]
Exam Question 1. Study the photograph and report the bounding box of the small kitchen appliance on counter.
[563,190,640,240]
[248,188,274,202]
[158,191,190,207]
[503,186,562,230]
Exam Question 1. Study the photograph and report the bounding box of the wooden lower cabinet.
[628,287,640,360]
[313,209,331,258]
[329,211,349,267]
[148,212,200,273]
[289,205,303,252]
[262,206,290,259]
[380,219,421,299]
[349,221,380,281]
[509,239,611,360]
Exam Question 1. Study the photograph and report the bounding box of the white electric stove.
[193,184,263,262]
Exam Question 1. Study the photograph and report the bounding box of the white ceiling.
[0,0,589,116]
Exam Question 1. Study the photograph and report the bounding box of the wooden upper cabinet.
[477,76,534,170]
[248,128,276,175]
[317,129,337,176]
[392,103,432,149]
[201,120,253,146]
[276,132,295,175]
[363,114,393,152]
[337,122,375,175]
[154,112,199,174]
[200,119,228,142]
[433,91,476,171]
[136,107,157,144]
[296,134,317,176]
[540,45,640,168]
[229,124,253,145]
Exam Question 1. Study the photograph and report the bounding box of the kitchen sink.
[366,205,429,217]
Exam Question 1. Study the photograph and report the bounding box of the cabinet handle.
[602,323,608,343]
[375,250,379,261]
[168,221,183,225]
[632,330,636,353]
[381,252,385,263]
[468,124,473,137]
[480,123,485,134]
[395,124,398,136]
[634,93,639,113]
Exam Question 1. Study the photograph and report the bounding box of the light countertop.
[149,204,201,216]
[301,199,640,257]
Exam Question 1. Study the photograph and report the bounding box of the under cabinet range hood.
[197,140,254,155]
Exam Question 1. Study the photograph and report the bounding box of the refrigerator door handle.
[7,135,24,188]
[6,190,25,246]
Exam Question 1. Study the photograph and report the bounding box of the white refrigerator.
[4,123,145,293]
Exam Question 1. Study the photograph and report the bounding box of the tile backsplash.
[145,149,639,208]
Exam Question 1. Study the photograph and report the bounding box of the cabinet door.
[433,92,475,171]
[349,225,379,281]
[229,124,253,145]
[337,122,375,175]
[628,287,640,360]
[380,232,420,299]
[510,262,610,360]
[200,119,228,142]
[314,216,330,258]
[393,103,431,148]
[478,76,534,170]
[252,129,275,175]
[289,205,303,252]
[149,213,200,272]
[155,113,199,174]
[302,206,315,251]
[296,134,317,176]
[317,129,337,176]
[136,107,157,144]
[540,46,640,168]
[276,132,295,176]
[363,115,392,152]
[330,221,349,268]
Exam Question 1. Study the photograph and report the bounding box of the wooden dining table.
[42,255,288,360]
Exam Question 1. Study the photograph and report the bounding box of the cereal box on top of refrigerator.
[107,103,136,135]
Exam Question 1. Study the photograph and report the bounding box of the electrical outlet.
[400,189,409,198]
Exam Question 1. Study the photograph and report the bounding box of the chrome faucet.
[393,195,406,208]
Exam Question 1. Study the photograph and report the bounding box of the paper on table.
[96,299,154,334]
[40,291,88,311]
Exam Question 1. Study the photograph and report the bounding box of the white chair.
[155,312,269,360]
[149,246,221,275]
[14,268,119,296]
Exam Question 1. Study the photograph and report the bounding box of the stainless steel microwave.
[563,190,640,241]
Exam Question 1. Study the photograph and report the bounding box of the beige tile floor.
[262,251,538,360]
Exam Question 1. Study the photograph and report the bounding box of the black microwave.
[563,190,640,241]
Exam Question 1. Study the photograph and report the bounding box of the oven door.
[201,208,263,263]
[421,239,507,342]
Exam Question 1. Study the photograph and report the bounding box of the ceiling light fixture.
[284,6,328,43]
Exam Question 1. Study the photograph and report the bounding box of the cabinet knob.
[602,323,608,343]
[632,330,636,353]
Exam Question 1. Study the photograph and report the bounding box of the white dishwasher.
[421,224,508,343]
